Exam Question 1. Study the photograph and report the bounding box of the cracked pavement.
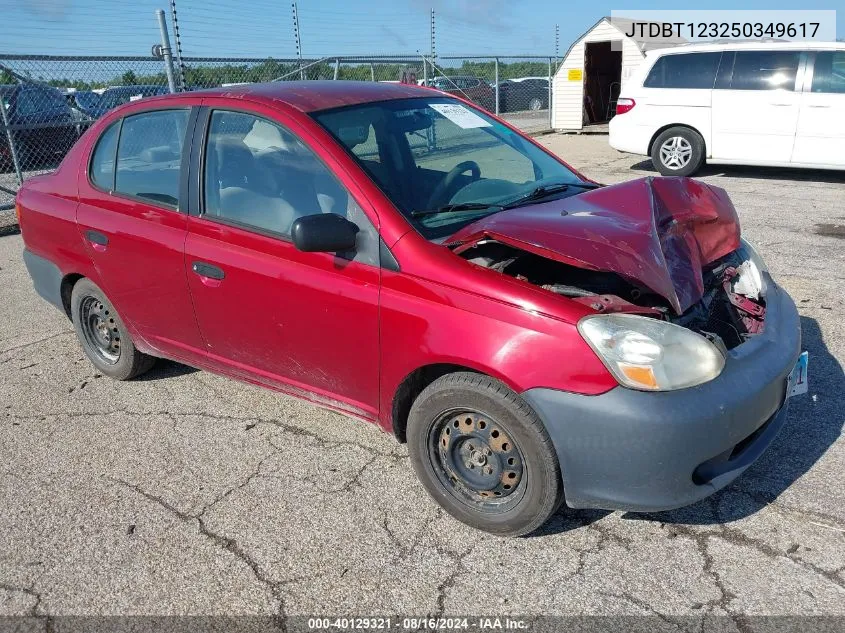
[1,135,844,623]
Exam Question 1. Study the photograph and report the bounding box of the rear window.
[644,52,722,89]
[16,88,69,115]
[728,51,801,91]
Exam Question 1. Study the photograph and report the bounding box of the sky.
[0,0,842,59]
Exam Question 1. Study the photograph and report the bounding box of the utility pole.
[430,8,436,60]
[292,1,304,79]
[555,24,560,59]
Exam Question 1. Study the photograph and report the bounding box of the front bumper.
[522,276,801,512]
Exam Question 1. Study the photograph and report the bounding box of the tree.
[121,70,138,86]
[0,67,15,84]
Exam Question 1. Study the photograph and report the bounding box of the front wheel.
[651,127,705,177]
[407,372,563,536]
[528,97,543,111]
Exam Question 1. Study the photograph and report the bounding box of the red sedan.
[17,82,805,536]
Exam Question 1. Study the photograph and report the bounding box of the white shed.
[552,17,683,131]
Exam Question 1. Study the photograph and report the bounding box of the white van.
[609,41,845,176]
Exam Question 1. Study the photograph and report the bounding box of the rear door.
[711,50,804,162]
[792,50,845,166]
[76,105,206,362]
[183,102,381,418]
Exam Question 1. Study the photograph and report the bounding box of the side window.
[644,53,721,89]
[202,110,379,266]
[730,51,801,91]
[90,121,120,191]
[812,52,845,94]
[114,109,189,208]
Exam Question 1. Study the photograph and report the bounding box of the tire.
[650,126,705,177]
[70,278,155,380]
[528,97,543,111]
[407,372,563,537]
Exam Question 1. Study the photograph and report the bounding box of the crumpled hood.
[448,176,741,314]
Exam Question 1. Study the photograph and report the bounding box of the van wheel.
[651,127,705,176]
[70,278,155,380]
[407,372,563,536]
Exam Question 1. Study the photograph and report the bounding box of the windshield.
[314,97,584,240]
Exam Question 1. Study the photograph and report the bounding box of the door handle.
[807,104,831,108]
[191,261,225,280]
[770,102,792,107]
[85,229,108,251]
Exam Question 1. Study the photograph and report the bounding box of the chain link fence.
[0,53,558,213]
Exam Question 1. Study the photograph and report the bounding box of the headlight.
[578,314,725,391]
[736,238,768,299]
[739,238,768,273]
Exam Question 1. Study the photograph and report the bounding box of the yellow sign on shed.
[567,69,583,82]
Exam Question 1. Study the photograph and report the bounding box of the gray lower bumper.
[23,248,65,314]
[523,277,801,512]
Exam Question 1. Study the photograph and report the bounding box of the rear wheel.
[528,97,543,111]
[651,126,705,177]
[70,278,155,380]
[407,372,563,536]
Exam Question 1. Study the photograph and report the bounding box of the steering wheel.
[426,161,481,209]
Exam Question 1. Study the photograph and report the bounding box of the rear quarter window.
[643,52,722,89]
[90,121,120,191]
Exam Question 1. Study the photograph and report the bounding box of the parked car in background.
[64,90,102,135]
[496,77,549,113]
[64,90,102,119]
[96,85,168,115]
[610,41,845,176]
[18,81,806,537]
[0,83,78,171]
[428,75,495,112]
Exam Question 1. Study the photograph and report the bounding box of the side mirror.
[290,213,359,253]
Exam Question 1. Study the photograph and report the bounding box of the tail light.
[615,98,636,115]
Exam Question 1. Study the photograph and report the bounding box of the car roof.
[647,40,845,57]
[182,80,438,113]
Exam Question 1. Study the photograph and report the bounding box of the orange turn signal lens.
[619,364,658,389]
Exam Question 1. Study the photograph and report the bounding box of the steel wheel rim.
[79,296,121,364]
[428,409,526,513]
[659,136,693,170]
[528,98,542,111]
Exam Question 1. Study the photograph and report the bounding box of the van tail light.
[615,98,636,115]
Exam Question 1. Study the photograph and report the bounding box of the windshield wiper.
[501,181,602,210]
[411,202,502,218]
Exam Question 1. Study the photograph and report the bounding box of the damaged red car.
[17,82,807,536]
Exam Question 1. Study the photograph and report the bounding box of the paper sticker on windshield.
[129,94,143,102]
[430,103,491,129]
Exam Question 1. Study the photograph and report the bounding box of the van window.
[811,52,845,94]
[729,51,801,91]
[644,52,722,89]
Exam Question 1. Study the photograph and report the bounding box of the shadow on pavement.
[630,159,845,184]
[135,358,199,381]
[624,315,843,526]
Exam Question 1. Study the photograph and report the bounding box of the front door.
[184,106,381,418]
[711,50,803,162]
[792,51,845,167]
